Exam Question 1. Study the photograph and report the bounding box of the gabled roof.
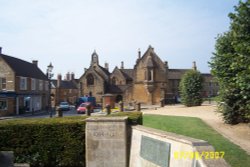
[98,65,110,76]
[0,54,48,80]
[201,73,212,77]
[120,69,134,80]
[168,69,190,80]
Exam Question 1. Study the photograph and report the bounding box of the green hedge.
[0,116,87,167]
[0,112,142,167]
[111,111,143,125]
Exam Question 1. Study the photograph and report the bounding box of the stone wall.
[86,117,128,167]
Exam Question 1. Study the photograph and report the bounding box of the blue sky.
[0,0,239,78]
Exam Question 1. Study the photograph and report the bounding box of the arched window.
[87,74,94,86]
[112,77,116,85]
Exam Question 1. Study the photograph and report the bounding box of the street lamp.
[47,62,54,117]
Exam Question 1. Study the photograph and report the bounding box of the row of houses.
[0,48,49,116]
[0,46,219,116]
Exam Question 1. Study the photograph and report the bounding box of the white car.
[59,102,70,111]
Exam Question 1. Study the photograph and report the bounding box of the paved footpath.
[142,104,250,155]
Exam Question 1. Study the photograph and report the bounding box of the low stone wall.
[129,125,229,167]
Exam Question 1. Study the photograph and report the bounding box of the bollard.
[106,104,111,115]
[160,98,165,107]
[119,101,124,112]
[86,103,91,116]
[56,107,63,117]
[133,100,137,110]
[136,102,141,111]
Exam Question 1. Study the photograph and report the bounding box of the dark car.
[59,102,70,111]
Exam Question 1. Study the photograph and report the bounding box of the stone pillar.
[106,104,111,115]
[86,117,128,167]
[136,102,141,111]
[86,103,91,116]
[56,107,63,117]
[160,98,165,107]
[119,101,124,112]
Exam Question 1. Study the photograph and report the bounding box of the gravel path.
[142,104,250,155]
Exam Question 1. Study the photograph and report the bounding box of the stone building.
[78,51,110,102]
[51,72,78,106]
[79,45,219,105]
[0,48,49,116]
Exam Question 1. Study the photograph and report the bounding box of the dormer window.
[144,69,153,81]
[87,74,94,86]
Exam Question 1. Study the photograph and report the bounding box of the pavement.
[0,110,51,120]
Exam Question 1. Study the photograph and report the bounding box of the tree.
[179,70,203,107]
[210,0,250,124]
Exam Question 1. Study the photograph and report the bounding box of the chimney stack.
[57,74,62,87]
[121,61,124,69]
[138,48,141,59]
[71,72,75,80]
[66,72,70,81]
[0,47,2,54]
[192,61,197,71]
[32,60,38,66]
[105,62,109,71]
[165,61,169,69]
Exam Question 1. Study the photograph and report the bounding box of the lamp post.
[47,62,54,117]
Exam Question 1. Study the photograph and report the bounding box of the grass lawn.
[143,115,250,167]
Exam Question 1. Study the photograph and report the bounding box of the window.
[39,80,43,91]
[31,79,36,90]
[20,77,27,90]
[87,74,94,86]
[148,70,152,81]
[0,77,6,90]
[0,99,7,110]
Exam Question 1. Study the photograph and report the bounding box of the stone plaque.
[140,135,171,167]
[86,117,128,167]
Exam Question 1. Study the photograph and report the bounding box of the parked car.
[77,102,93,114]
[59,102,70,111]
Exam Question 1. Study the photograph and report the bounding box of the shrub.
[111,111,143,125]
[0,112,142,167]
[179,70,203,106]
[0,117,87,167]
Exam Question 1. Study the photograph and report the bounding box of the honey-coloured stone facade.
[79,46,218,105]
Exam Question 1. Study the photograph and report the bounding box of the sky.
[0,0,239,79]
